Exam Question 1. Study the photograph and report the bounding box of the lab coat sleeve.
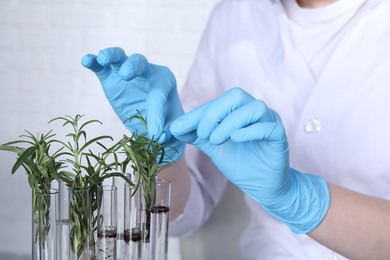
[169,1,229,237]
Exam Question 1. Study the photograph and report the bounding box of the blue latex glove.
[170,87,330,234]
[81,47,184,161]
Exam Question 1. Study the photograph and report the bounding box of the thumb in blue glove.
[170,87,330,234]
[81,47,184,161]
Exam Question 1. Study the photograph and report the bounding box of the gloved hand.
[170,87,330,234]
[81,47,184,161]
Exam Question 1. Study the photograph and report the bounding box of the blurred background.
[0,0,250,259]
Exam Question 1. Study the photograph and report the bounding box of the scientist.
[82,0,390,259]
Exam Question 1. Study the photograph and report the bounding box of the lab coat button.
[305,118,321,133]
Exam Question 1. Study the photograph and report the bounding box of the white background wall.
[0,0,250,259]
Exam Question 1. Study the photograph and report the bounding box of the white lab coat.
[170,0,390,259]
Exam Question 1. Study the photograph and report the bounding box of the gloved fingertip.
[230,131,246,143]
[119,63,136,81]
[196,129,210,141]
[169,120,182,135]
[148,123,162,140]
[170,129,198,145]
[81,54,105,73]
[81,54,93,67]
[128,54,149,78]
[209,135,225,145]
[96,51,110,66]
[130,53,148,67]
[157,131,172,144]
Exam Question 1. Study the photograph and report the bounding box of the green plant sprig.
[119,111,177,242]
[49,114,133,259]
[0,131,63,190]
[0,130,63,244]
[48,115,113,187]
[0,112,175,255]
[121,111,176,200]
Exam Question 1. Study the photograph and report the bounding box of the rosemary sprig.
[1,112,174,256]
[0,131,63,244]
[49,114,133,259]
[120,111,177,242]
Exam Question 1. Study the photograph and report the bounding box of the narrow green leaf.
[0,145,24,154]
[79,136,113,153]
[12,146,36,174]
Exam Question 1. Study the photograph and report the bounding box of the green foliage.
[0,112,176,258]
[48,114,126,189]
[0,131,63,243]
[48,114,133,259]
[117,111,177,243]
[0,130,62,191]
[120,111,176,207]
